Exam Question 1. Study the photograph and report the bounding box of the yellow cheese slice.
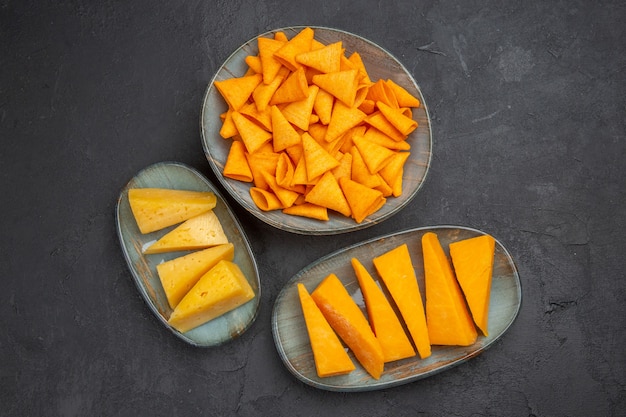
[143,211,228,254]
[168,260,255,333]
[128,188,217,234]
[156,243,235,309]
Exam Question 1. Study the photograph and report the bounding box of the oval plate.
[116,162,261,347]
[271,226,521,391]
[200,26,433,235]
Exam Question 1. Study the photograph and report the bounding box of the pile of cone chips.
[214,27,421,224]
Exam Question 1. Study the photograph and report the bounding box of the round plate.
[200,26,432,235]
[115,162,261,347]
[271,226,522,391]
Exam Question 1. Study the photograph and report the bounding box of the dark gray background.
[2,0,625,416]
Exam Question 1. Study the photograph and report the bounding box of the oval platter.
[200,26,432,235]
[116,161,261,347]
[271,225,521,391]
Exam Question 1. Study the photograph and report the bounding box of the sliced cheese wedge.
[422,232,477,346]
[143,211,228,254]
[156,243,235,309]
[351,258,416,362]
[449,234,496,336]
[128,188,217,234]
[168,260,255,333]
[297,283,355,378]
[373,244,431,359]
[311,273,384,379]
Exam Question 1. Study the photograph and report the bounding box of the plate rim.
[200,25,433,235]
[115,161,262,347]
[271,224,522,391]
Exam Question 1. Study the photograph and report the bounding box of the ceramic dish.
[200,26,432,235]
[116,162,261,347]
[271,226,521,391]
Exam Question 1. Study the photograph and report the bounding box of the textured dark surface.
[2,0,625,416]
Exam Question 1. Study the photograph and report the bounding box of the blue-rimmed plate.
[272,225,521,391]
[201,26,432,235]
[116,161,261,347]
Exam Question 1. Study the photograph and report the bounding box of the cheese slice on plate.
[168,260,255,333]
[143,211,228,254]
[156,243,235,309]
[128,188,216,234]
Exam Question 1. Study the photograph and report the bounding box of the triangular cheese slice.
[311,273,384,379]
[128,188,217,234]
[143,211,229,254]
[449,235,496,336]
[297,283,355,377]
[157,243,235,309]
[422,232,478,346]
[373,243,431,359]
[168,260,254,333]
[351,258,416,362]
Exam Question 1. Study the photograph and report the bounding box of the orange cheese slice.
[297,283,355,377]
[351,258,416,362]
[449,234,496,336]
[311,273,384,379]
[422,232,478,346]
[373,243,431,359]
